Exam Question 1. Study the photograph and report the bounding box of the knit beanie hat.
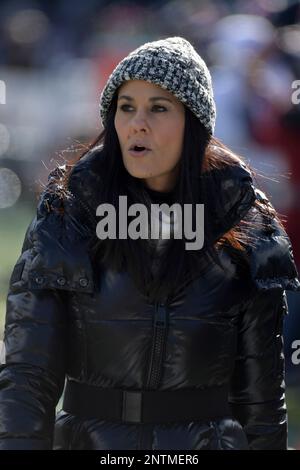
[99,36,216,135]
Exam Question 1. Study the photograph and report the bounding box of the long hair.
[57,91,283,304]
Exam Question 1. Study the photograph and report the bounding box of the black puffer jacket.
[0,147,299,450]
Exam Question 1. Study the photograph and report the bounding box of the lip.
[128,142,151,150]
[128,149,152,157]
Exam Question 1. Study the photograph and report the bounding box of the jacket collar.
[37,146,299,293]
[200,161,256,245]
[67,146,257,244]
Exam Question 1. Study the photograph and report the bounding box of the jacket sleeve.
[228,186,300,450]
[0,211,68,449]
[229,286,289,449]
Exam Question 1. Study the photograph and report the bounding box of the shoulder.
[67,145,104,205]
[34,144,104,229]
[238,188,300,292]
[8,149,104,294]
[204,158,300,293]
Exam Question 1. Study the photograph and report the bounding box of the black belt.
[62,380,232,424]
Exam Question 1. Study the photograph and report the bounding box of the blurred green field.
[286,387,300,449]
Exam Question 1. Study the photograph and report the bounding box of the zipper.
[138,302,168,450]
[146,302,168,389]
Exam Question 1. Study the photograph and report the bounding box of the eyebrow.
[118,95,173,103]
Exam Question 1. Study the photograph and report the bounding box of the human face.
[114,80,185,192]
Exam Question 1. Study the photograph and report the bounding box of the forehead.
[118,79,174,99]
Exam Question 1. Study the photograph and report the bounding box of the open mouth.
[129,146,151,156]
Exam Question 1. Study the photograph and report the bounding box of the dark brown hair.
[46,92,285,303]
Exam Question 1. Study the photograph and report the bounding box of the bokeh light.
[0,168,22,208]
[6,8,50,45]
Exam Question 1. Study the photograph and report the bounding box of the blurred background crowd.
[0,0,299,448]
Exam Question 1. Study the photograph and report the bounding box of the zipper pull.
[154,303,167,327]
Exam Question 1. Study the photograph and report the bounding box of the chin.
[123,162,153,180]
[126,169,151,179]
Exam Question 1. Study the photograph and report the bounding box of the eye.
[118,104,167,112]
[119,104,133,112]
[152,105,167,112]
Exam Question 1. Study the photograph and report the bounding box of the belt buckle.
[122,390,143,423]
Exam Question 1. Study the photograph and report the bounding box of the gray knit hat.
[99,36,216,135]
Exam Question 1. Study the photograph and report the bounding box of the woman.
[0,36,299,450]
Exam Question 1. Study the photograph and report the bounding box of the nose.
[129,111,149,133]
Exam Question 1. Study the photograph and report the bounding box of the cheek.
[163,115,183,137]
[161,120,184,154]
[114,116,126,140]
